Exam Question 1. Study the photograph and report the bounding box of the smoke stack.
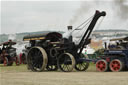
[67,26,72,30]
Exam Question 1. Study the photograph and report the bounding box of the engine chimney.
[67,26,72,30]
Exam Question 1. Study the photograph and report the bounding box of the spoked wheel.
[27,47,48,72]
[4,57,8,66]
[57,53,76,72]
[96,59,108,72]
[46,65,58,71]
[75,53,89,71]
[109,59,124,72]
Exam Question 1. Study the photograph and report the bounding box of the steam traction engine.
[0,40,19,66]
[23,10,106,72]
[96,37,128,72]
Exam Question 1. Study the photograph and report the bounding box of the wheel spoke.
[46,65,58,71]
[75,54,89,71]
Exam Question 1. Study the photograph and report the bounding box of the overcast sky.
[1,0,128,34]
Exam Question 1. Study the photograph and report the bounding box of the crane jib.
[78,10,106,55]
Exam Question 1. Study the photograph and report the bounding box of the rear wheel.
[96,59,108,72]
[109,59,124,72]
[27,47,48,72]
[57,53,76,72]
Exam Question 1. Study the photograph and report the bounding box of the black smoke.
[69,0,128,25]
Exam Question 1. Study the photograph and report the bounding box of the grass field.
[0,63,96,73]
[0,63,128,85]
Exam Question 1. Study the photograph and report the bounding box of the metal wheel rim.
[27,46,48,72]
[96,59,108,72]
[110,59,123,72]
[58,53,75,72]
[75,53,89,71]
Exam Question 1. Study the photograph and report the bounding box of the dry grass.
[0,64,128,85]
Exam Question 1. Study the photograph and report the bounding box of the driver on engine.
[63,26,73,43]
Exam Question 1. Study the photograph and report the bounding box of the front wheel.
[57,53,76,72]
[75,53,89,71]
[96,59,108,72]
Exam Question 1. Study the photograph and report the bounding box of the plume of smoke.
[113,0,128,20]
[69,0,128,25]
[8,34,16,40]
[69,1,92,25]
